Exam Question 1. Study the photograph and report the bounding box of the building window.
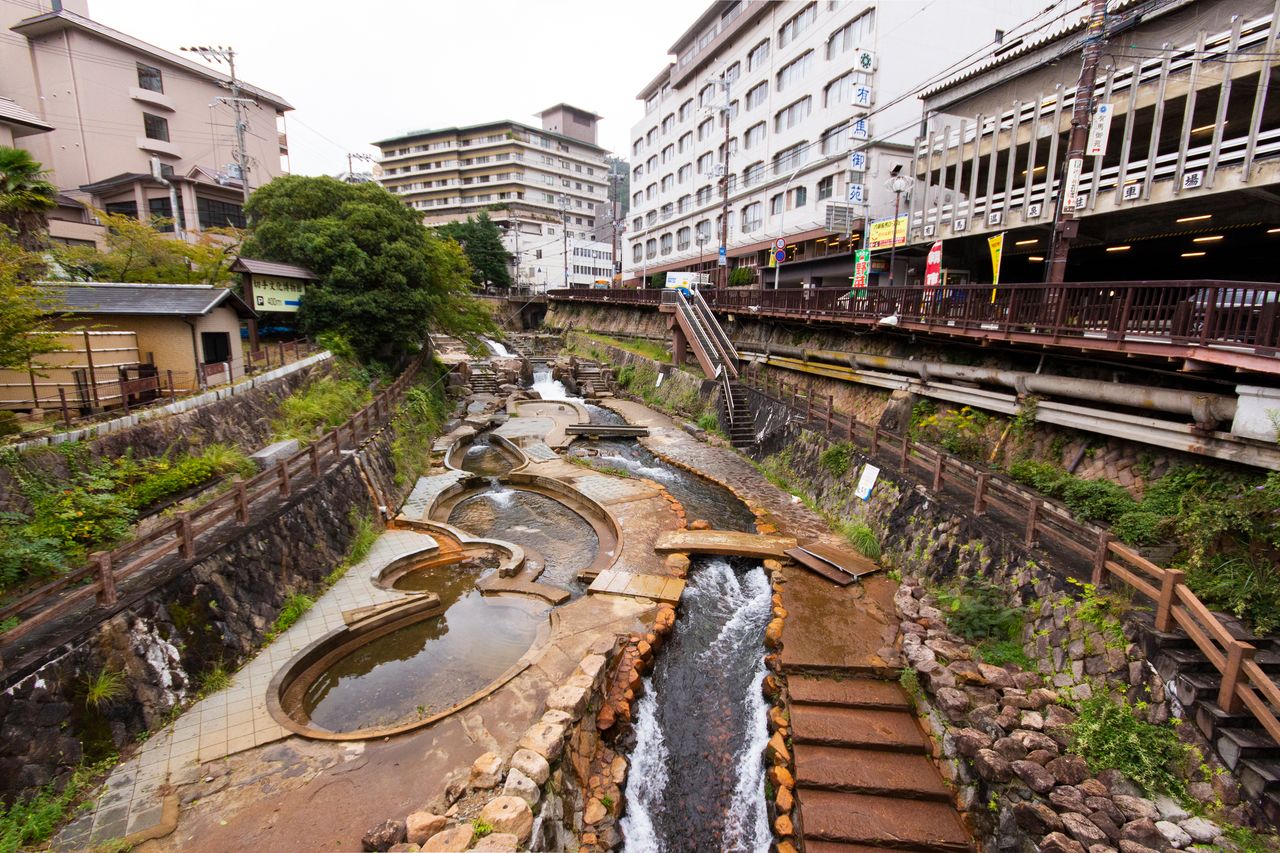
[662,144,675,164]
[633,138,644,156]
[660,233,673,255]
[143,113,169,142]
[633,217,643,230]
[196,196,245,229]
[646,238,657,259]
[662,113,675,134]
[104,201,139,220]
[696,153,713,174]
[827,11,874,59]
[647,127,658,145]
[646,183,657,199]
[818,175,834,200]
[744,122,766,149]
[745,82,768,111]
[774,97,811,133]
[698,83,716,108]
[821,123,850,155]
[136,62,163,93]
[647,155,658,172]
[790,186,807,208]
[634,165,644,180]
[824,72,854,109]
[677,194,692,212]
[633,244,643,263]
[741,202,762,232]
[743,161,764,186]
[773,142,809,174]
[779,3,816,47]
[696,219,711,239]
[678,164,692,183]
[661,175,674,192]
[747,39,770,71]
[725,62,741,84]
[678,99,694,121]
[697,117,716,142]
[148,197,178,232]
[677,227,691,250]
[696,185,713,205]
[678,131,693,153]
[633,191,643,206]
[776,51,812,92]
[770,194,783,216]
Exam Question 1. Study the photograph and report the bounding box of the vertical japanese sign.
[1062,158,1084,212]
[1086,103,1114,156]
[924,240,943,290]
[988,232,1004,302]
[851,248,870,297]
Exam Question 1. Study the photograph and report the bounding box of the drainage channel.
[574,405,772,851]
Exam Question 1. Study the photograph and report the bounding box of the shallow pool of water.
[446,485,600,592]
[296,561,545,733]
[459,438,515,476]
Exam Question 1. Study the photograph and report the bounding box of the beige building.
[1,0,292,245]
[373,104,610,290]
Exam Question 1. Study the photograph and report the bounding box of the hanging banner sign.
[988,232,1004,303]
[924,240,943,290]
[1086,103,1114,156]
[867,215,908,250]
[851,248,871,296]
[1062,158,1084,211]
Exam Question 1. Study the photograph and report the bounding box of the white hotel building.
[374,104,612,291]
[625,0,1044,289]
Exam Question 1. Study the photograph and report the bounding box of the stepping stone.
[793,744,952,801]
[788,676,911,710]
[790,705,928,753]
[797,790,973,851]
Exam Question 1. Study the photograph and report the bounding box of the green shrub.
[1186,554,1280,636]
[818,442,856,478]
[974,638,1034,670]
[1069,693,1192,800]
[81,668,125,709]
[696,412,720,432]
[837,519,881,560]
[200,662,231,695]
[269,593,315,638]
[0,411,21,437]
[1061,478,1136,524]
[938,577,1022,643]
[1111,511,1167,547]
[25,487,134,558]
[274,374,372,443]
[615,364,635,388]
[0,756,116,853]
[1008,459,1070,497]
[124,456,217,510]
[912,404,990,460]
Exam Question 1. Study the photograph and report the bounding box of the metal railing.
[0,355,423,665]
[745,361,1280,745]
[548,282,1280,356]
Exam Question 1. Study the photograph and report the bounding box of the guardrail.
[547,282,1280,357]
[745,361,1280,745]
[0,355,423,665]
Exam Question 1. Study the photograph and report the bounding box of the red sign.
[924,240,943,290]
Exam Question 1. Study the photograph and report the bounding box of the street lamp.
[696,231,710,284]
[557,194,569,289]
[886,168,911,286]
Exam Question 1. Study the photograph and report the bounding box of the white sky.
[88,0,700,175]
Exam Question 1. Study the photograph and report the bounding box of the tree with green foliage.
[0,146,57,250]
[728,266,756,287]
[0,230,63,370]
[437,211,512,289]
[647,273,665,289]
[242,176,493,361]
[52,209,241,284]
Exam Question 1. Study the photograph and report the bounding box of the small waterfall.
[482,337,514,357]
[531,369,573,401]
[620,558,773,853]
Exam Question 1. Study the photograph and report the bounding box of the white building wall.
[624,0,1044,279]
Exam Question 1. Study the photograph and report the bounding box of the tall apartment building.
[625,0,1043,288]
[373,104,612,291]
[1,0,292,245]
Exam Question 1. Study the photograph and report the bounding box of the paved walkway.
[58,530,441,849]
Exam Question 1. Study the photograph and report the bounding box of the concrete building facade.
[624,0,1046,289]
[373,104,611,292]
[1,0,292,244]
[900,0,1280,284]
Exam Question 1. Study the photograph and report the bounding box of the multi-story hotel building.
[625,0,1044,288]
[373,104,612,291]
[1,0,292,245]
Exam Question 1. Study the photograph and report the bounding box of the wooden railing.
[547,281,1280,357]
[0,355,423,665]
[743,361,1280,743]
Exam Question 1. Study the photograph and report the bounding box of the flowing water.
[482,337,514,357]
[532,369,578,402]
[295,559,545,733]
[458,435,515,476]
[446,483,600,593]
[620,558,773,853]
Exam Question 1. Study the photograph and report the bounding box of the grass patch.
[0,756,116,853]
[472,820,493,838]
[836,519,881,560]
[390,364,450,486]
[81,669,125,709]
[1186,554,1280,636]
[268,592,315,639]
[273,373,372,443]
[974,638,1034,670]
[818,442,856,478]
[569,456,633,479]
[696,412,720,432]
[936,576,1023,647]
[573,331,670,363]
[1069,692,1192,801]
[200,661,232,695]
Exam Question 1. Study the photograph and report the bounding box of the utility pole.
[511,209,522,291]
[1045,0,1108,284]
[346,152,373,182]
[717,71,732,289]
[181,45,253,202]
[558,194,570,289]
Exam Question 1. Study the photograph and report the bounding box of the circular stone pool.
[272,557,547,738]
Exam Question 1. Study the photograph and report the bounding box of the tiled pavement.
[57,529,439,849]
[400,469,470,519]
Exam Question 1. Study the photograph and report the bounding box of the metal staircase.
[661,290,754,447]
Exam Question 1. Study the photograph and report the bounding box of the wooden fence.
[743,361,1280,743]
[0,355,423,665]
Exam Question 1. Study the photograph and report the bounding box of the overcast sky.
[89,0,698,176]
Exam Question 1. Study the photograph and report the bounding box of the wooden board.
[787,547,856,586]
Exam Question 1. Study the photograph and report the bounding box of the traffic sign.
[774,237,786,250]
[717,245,727,266]
[774,250,787,263]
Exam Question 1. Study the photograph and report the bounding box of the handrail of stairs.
[692,289,740,371]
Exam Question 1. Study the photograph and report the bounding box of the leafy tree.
[0,146,58,250]
[0,231,63,369]
[52,209,241,284]
[242,176,493,360]
[728,266,756,287]
[647,273,665,289]
[437,211,512,289]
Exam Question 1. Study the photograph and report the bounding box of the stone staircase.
[1139,614,1280,821]
[788,674,974,851]
[722,381,754,447]
[573,361,610,398]
[469,367,499,395]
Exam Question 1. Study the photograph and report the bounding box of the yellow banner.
[867,215,908,251]
[988,232,1004,302]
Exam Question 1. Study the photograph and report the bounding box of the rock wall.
[0,411,419,803]
[0,358,333,516]
[563,334,717,421]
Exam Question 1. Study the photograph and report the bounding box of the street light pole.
[558,194,569,289]
[696,232,709,283]
[886,172,910,286]
[773,163,806,291]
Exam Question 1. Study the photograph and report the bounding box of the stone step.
[1239,757,1280,798]
[1216,726,1280,769]
[797,789,973,852]
[790,705,928,753]
[1162,646,1280,674]
[788,676,912,711]
[794,744,952,801]
[1194,700,1268,741]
